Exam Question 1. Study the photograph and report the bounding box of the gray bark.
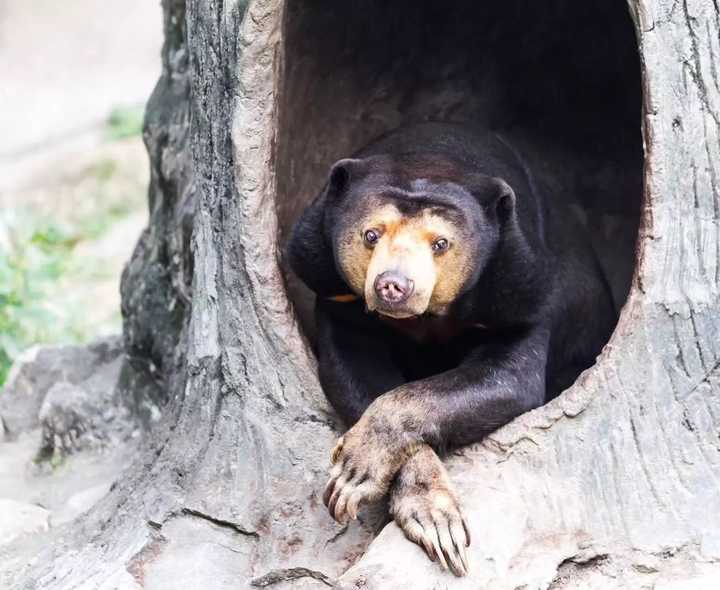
[5,0,720,588]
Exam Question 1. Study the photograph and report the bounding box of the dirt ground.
[0,0,161,163]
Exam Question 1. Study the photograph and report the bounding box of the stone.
[38,382,106,456]
[0,337,125,440]
[0,499,50,546]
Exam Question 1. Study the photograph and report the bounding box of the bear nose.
[374,271,414,304]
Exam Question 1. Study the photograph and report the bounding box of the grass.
[106,105,145,141]
[0,212,76,384]
[0,130,148,387]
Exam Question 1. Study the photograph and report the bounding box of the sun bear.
[287,122,616,576]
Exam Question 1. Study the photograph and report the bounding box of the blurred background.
[0,0,162,387]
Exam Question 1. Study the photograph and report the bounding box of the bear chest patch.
[378,314,487,345]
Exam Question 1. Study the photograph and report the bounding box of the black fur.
[288,122,616,449]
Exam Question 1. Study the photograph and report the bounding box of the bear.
[287,122,616,576]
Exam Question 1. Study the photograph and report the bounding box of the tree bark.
[8,0,720,588]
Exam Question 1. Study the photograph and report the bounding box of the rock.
[0,337,124,439]
[38,382,107,456]
[0,430,42,502]
[0,499,50,546]
[0,347,45,437]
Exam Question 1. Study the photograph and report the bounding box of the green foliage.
[106,105,145,141]
[0,211,80,384]
[0,153,145,387]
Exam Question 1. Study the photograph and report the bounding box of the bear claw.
[389,446,471,577]
[323,417,407,522]
[394,499,470,576]
[330,436,344,464]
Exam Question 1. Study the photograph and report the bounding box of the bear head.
[289,153,517,319]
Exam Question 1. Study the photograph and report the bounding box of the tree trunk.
[9,0,720,588]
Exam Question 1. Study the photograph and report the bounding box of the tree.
[9,0,720,587]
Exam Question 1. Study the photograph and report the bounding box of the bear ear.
[470,175,516,222]
[492,178,516,221]
[325,158,365,200]
[286,158,365,296]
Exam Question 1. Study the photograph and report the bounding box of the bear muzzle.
[368,271,431,318]
[374,271,415,304]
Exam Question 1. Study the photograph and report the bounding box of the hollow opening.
[277,0,643,366]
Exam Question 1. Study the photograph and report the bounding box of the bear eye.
[432,237,449,253]
[363,229,380,246]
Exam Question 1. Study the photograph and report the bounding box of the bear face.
[293,152,517,319]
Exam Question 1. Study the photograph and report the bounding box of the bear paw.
[323,433,402,523]
[389,447,470,576]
